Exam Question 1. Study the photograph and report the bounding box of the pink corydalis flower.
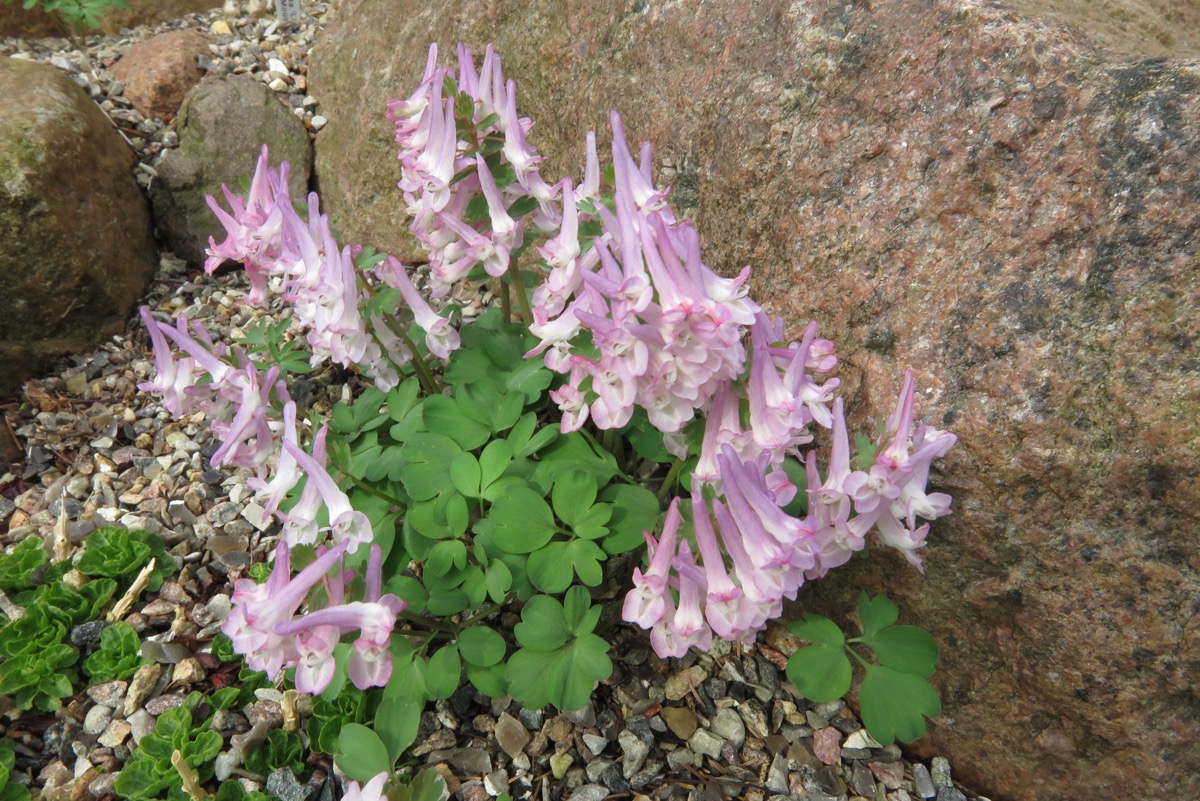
[622,497,682,629]
[282,426,373,554]
[378,256,461,359]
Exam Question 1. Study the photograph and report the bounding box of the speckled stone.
[307,2,1200,798]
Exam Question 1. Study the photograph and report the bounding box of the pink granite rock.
[813,727,842,766]
[113,30,211,122]
[307,2,1200,800]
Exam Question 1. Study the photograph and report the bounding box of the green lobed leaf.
[503,647,558,709]
[450,451,482,498]
[596,483,661,555]
[460,565,487,608]
[532,432,619,490]
[788,614,846,648]
[335,723,392,782]
[457,626,506,667]
[423,395,491,450]
[551,470,599,529]
[484,485,559,554]
[513,595,569,651]
[425,645,462,700]
[857,592,900,637]
[858,625,940,678]
[526,543,571,594]
[400,433,462,501]
[374,695,421,762]
[484,559,512,603]
[785,642,852,704]
[466,662,508,697]
[566,539,606,586]
[478,439,513,492]
[858,663,941,744]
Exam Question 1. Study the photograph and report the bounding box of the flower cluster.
[625,376,956,656]
[387,43,559,297]
[138,309,372,553]
[222,539,406,694]
[204,147,459,392]
[525,114,757,434]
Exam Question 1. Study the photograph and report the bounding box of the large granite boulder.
[149,73,312,266]
[308,2,1200,800]
[0,58,158,398]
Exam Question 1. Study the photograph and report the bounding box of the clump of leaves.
[3,0,129,31]
[309,307,663,715]
[114,693,224,801]
[0,739,31,801]
[77,526,177,593]
[0,526,174,712]
[786,592,941,744]
[0,572,115,711]
[234,317,313,377]
[83,620,147,683]
[0,537,46,591]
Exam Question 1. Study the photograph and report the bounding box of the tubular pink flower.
[665,541,713,654]
[577,131,601,200]
[804,451,862,579]
[719,448,816,589]
[501,78,543,179]
[476,154,516,238]
[380,256,461,359]
[139,307,201,417]
[222,539,350,678]
[609,111,670,212]
[283,429,373,553]
[292,625,340,694]
[813,397,854,521]
[691,493,750,641]
[386,44,439,128]
[247,401,302,516]
[622,497,682,629]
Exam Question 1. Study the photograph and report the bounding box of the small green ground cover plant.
[0,526,175,712]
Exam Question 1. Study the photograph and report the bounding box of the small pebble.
[931,756,953,787]
[688,729,725,760]
[913,763,937,798]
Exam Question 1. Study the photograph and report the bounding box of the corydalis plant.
[137,40,956,746]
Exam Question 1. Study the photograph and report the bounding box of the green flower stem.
[846,644,872,669]
[397,610,458,634]
[656,459,685,504]
[506,262,534,327]
[339,473,406,509]
[497,277,512,323]
[456,593,513,630]
[393,628,454,642]
[392,322,442,396]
